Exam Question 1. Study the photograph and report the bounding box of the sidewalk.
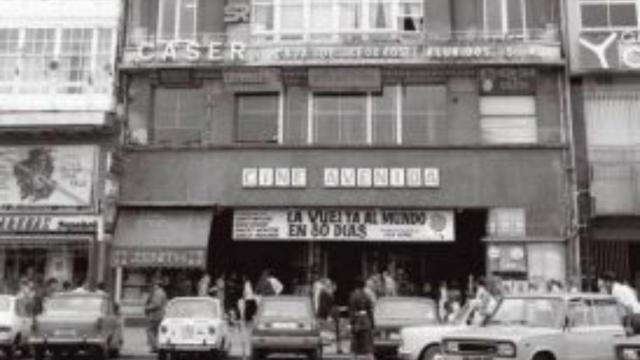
[122,326,352,359]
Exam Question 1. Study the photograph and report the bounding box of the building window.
[402,85,447,145]
[372,86,398,144]
[19,28,56,94]
[480,95,537,144]
[0,29,19,93]
[0,27,114,95]
[154,87,210,145]
[308,85,445,145]
[158,0,198,41]
[58,29,93,94]
[236,94,280,143]
[580,0,638,29]
[483,0,527,38]
[487,208,526,236]
[251,0,423,42]
[314,93,368,145]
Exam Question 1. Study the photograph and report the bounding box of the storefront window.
[153,87,210,145]
[580,0,638,29]
[480,95,537,144]
[251,0,423,42]
[236,94,280,143]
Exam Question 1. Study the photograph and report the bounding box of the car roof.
[261,295,312,303]
[168,296,221,304]
[376,296,436,304]
[50,292,108,299]
[502,292,617,301]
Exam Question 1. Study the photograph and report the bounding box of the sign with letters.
[233,209,454,242]
[578,30,640,71]
[111,248,206,268]
[0,215,98,233]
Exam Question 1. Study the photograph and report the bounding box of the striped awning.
[111,208,212,268]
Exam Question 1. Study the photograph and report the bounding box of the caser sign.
[579,30,640,70]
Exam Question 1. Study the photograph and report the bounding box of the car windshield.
[375,300,438,322]
[0,297,11,312]
[485,298,563,328]
[261,300,310,319]
[45,296,105,314]
[165,299,219,318]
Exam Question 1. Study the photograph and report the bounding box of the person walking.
[349,277,375,360]
[145,279,167,353]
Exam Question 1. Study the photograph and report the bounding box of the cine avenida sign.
[233,209,454,242]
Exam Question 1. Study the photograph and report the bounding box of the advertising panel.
[0,146,96,207]
[578,30,640,71]
[233,209,455,242]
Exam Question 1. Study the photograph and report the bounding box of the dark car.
[251,296,321,360]
[374,297,439,359]
[29,292,123,360]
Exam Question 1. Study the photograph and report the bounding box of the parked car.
[29,292,123,360]
[157,297,230,360]
[373,297,439,359]
[398,301,481,360]
[0,295,33,359]
[614,313,640,360]
[441,293,626,360]
[251,296,321,360]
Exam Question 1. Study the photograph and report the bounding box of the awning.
[0,234,91,249]
[111,209,213,269]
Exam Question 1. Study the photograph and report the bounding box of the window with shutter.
[479,96,537,144]
[580,0,639,30]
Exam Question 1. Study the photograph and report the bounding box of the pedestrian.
[364,278,377,303]
[437,281,448,320]
[145,279,167,353]
[317,278,334,320]
[349,277,374,360]
[197,272,215,297]
[382,269,397,297]
[473,277,495,319]
[602,271,640,314]
[241,275,257,322]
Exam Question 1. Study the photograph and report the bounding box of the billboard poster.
[0,146,96,207]
[233,209,455,242]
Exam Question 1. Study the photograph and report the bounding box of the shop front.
[228,207,482,304]
[110,208,213,319]
[0,145,99,291]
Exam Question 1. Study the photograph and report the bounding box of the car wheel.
[532,354,555,360]
[308,347,322,360]
[251,348,263,360]
[94,345,108,360]
[33,348,44,360]
[420,345,441,360]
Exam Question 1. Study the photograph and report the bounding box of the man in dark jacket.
[349,277,374,359]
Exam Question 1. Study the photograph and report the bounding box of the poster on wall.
[0,146,96,207]
[233,209,454,242]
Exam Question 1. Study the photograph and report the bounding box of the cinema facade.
[113,0,573,315]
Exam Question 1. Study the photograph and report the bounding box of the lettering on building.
[241,167,440,189]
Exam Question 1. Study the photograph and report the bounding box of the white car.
[398,302,480,360]
[158,297,230,360]
[0,295,33,359]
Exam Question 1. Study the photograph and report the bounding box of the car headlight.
[496,342,516,358]
[621,348,640,360]
[443,340,459,353]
